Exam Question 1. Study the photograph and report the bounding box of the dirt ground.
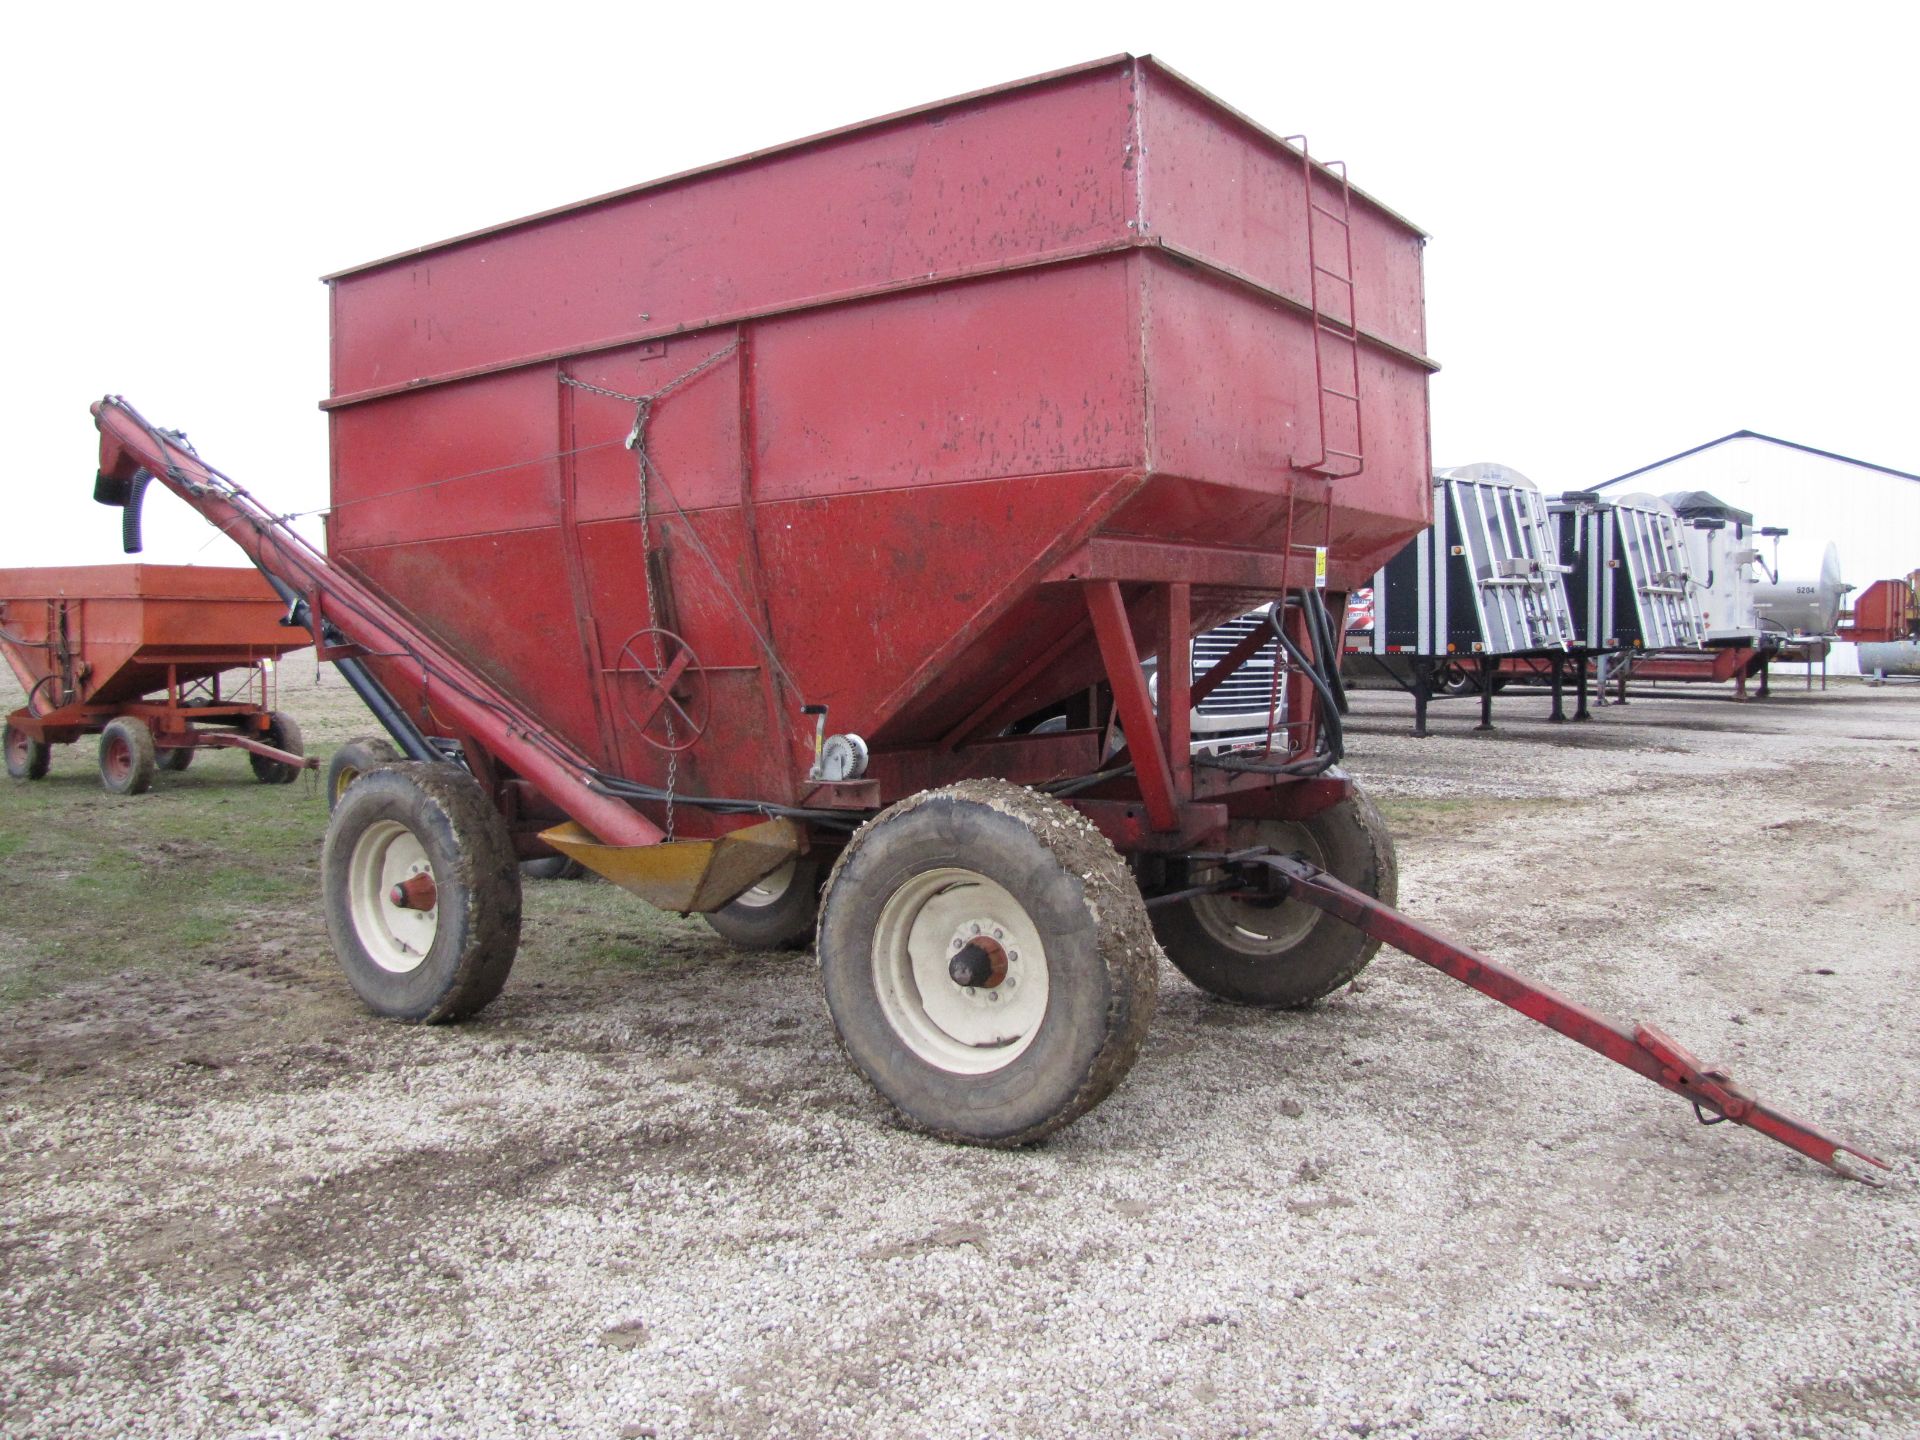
[2,658,1917,1439]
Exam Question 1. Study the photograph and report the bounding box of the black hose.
[1267,599,1344,763]
[1042,762,1136,798]
[121,470,152,554]
[587,772,863,830]
[257,572,440,763]
[1306,588,1350,716]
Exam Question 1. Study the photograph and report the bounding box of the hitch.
[1224,850,1888,1183]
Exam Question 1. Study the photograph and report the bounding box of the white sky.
[4,0,1915,569]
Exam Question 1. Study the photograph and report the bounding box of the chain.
[558,343,793,842]
[558,375,645,404]
[622,398,676,841]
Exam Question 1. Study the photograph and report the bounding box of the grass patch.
[1,733,729,1009]
[518,876,719,977]
[0,746,325,1006]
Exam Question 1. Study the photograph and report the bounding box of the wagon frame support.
[1083,580,1332,837]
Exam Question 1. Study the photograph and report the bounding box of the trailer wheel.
[326,736,401,812]
[818,780,1158,1145]
[250,712,305,785]
[156,746,195,772]
[5,721,50,781]
[322,763,521,1023]
[98,717,157,796]
[1152,782,1397,1009]
[704,857,821,951]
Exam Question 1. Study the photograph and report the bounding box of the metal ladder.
[1286,137,1364,479]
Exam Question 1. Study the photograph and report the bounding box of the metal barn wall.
[1604,436,1920,675]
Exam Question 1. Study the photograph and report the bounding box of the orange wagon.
[1,564,313,794]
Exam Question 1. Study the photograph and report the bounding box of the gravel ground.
[2,665,1917,1439]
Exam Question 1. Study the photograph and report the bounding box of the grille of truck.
[1191,613,1282,719]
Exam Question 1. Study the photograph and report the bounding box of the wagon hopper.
[86,57,1880,1178]
[1,564,312,793]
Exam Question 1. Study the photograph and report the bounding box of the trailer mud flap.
[1223,851,1889,1182]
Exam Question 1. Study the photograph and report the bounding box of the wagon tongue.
[1232,851,1889,1184]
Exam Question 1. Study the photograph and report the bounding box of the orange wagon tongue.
[1221,850,1890,1183]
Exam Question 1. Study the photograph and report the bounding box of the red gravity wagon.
[1,563,311,793]
[84,57,1879,1175]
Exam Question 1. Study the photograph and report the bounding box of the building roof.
[1597,430,1920,490]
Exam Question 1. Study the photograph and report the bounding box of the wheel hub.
[347,820,439,974]
[1186,819,1328,956]
[871,871,1049,1075]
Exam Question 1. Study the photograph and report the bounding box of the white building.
[1595,431,1920,675]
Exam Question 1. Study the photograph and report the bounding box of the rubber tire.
[156,746,195,772]
[250,712,305,785]
[5,721,49,781]
[322,762,522,1023]
[98,717,158,796]
[1152,780,1398,1009]
[818,779,1159,1146]
[704,857,822,951]
[520,854,587,881]
[326,736,402,813]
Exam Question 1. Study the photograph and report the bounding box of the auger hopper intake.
[82,56,1881,1178]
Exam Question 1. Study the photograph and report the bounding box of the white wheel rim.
[735,859,796,910]
[347,820,437,974]
[1187,821,1328,956]
[871,867,1050,1075]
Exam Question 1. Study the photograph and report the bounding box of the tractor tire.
[156,746,195,772]
[322,762,522,1023]
[5,720,49,781]
[326,736,401,813]
[704,857,822,951]
[98,717,157,796]
[1152,779,1396,1009]
[249,712,305,785]
[818,780,1159,1146]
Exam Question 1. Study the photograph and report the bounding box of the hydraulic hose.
[1267,597,1344,764]
[259,573,438,763]
[1306,587,1350,716]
